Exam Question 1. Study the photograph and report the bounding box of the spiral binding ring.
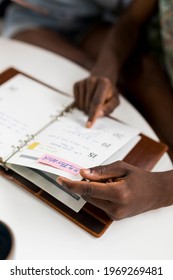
[50,103,73,121]
[11,134,35,152]
[8,102,74,161]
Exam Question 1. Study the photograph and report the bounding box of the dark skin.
[57,161,173,220]
[74,0,173,159]
[12,0,173,154]
[11,0,173,218]
[57,0,173,219]
[74,0,158,127]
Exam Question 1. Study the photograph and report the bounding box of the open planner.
[0,68,168,237]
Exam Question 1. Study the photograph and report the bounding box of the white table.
[0,37,173,260]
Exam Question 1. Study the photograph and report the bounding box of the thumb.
[80,161,128,181]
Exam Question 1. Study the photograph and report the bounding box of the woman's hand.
[74,75,119,128]
[57,161,173,220]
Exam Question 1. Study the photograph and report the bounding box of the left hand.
[73,75,119,128]
[57,161,168,220]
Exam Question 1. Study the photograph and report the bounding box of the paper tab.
[27,142,40,150]
[38,154,82,176]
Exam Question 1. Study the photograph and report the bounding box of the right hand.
[73,75,119,128]
[57,161,173,220]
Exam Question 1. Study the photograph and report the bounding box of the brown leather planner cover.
[0,68,168,237]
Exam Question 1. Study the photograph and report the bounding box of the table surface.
[0,37,173,260]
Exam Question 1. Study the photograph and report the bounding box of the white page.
[6,164,85,212]
[6,135,140,212]
[8,108,140,180]
[0,74,72,161]
[103,135,141,165]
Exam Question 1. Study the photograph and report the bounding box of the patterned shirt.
[159,0,173,85]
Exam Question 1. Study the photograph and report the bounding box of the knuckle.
[89,75,97,83]
[91,98,101,107]
[115,160,127,170]
[83,183,94,197]
[111,160,124,172]
[100,76,111,85]
[119,189,129,203]
[108,179,129,203]
[116,183,129,202]
[91,165,107,177]
[100,77,112,91]
[99,165,107,176]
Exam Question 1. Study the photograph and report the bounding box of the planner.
[0,68,168,237]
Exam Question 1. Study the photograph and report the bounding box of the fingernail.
[57,178,62,185]
[81,168,90,175]
[86,121,92,128]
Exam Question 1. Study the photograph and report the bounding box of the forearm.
[91,16,141,83]
[91,0,157,84]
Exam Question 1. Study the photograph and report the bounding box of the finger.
[73,82,80,108]
[86,104,104,128]
[57,176,120,200]
[83,197,123,220]
[74,80,86,111]
[85,76,98,113]
[82,196,113,216]
[87,79,111,127]
[80,161,128,181]
[78,80,87,111]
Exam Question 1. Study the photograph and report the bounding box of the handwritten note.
[0,74,71,161]
[8,108,140,180]
[38,154,82,176]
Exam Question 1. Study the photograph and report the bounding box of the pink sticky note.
[38,154,82,176]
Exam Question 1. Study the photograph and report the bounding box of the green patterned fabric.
[142,0,173,85]
[159,0,173,85]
